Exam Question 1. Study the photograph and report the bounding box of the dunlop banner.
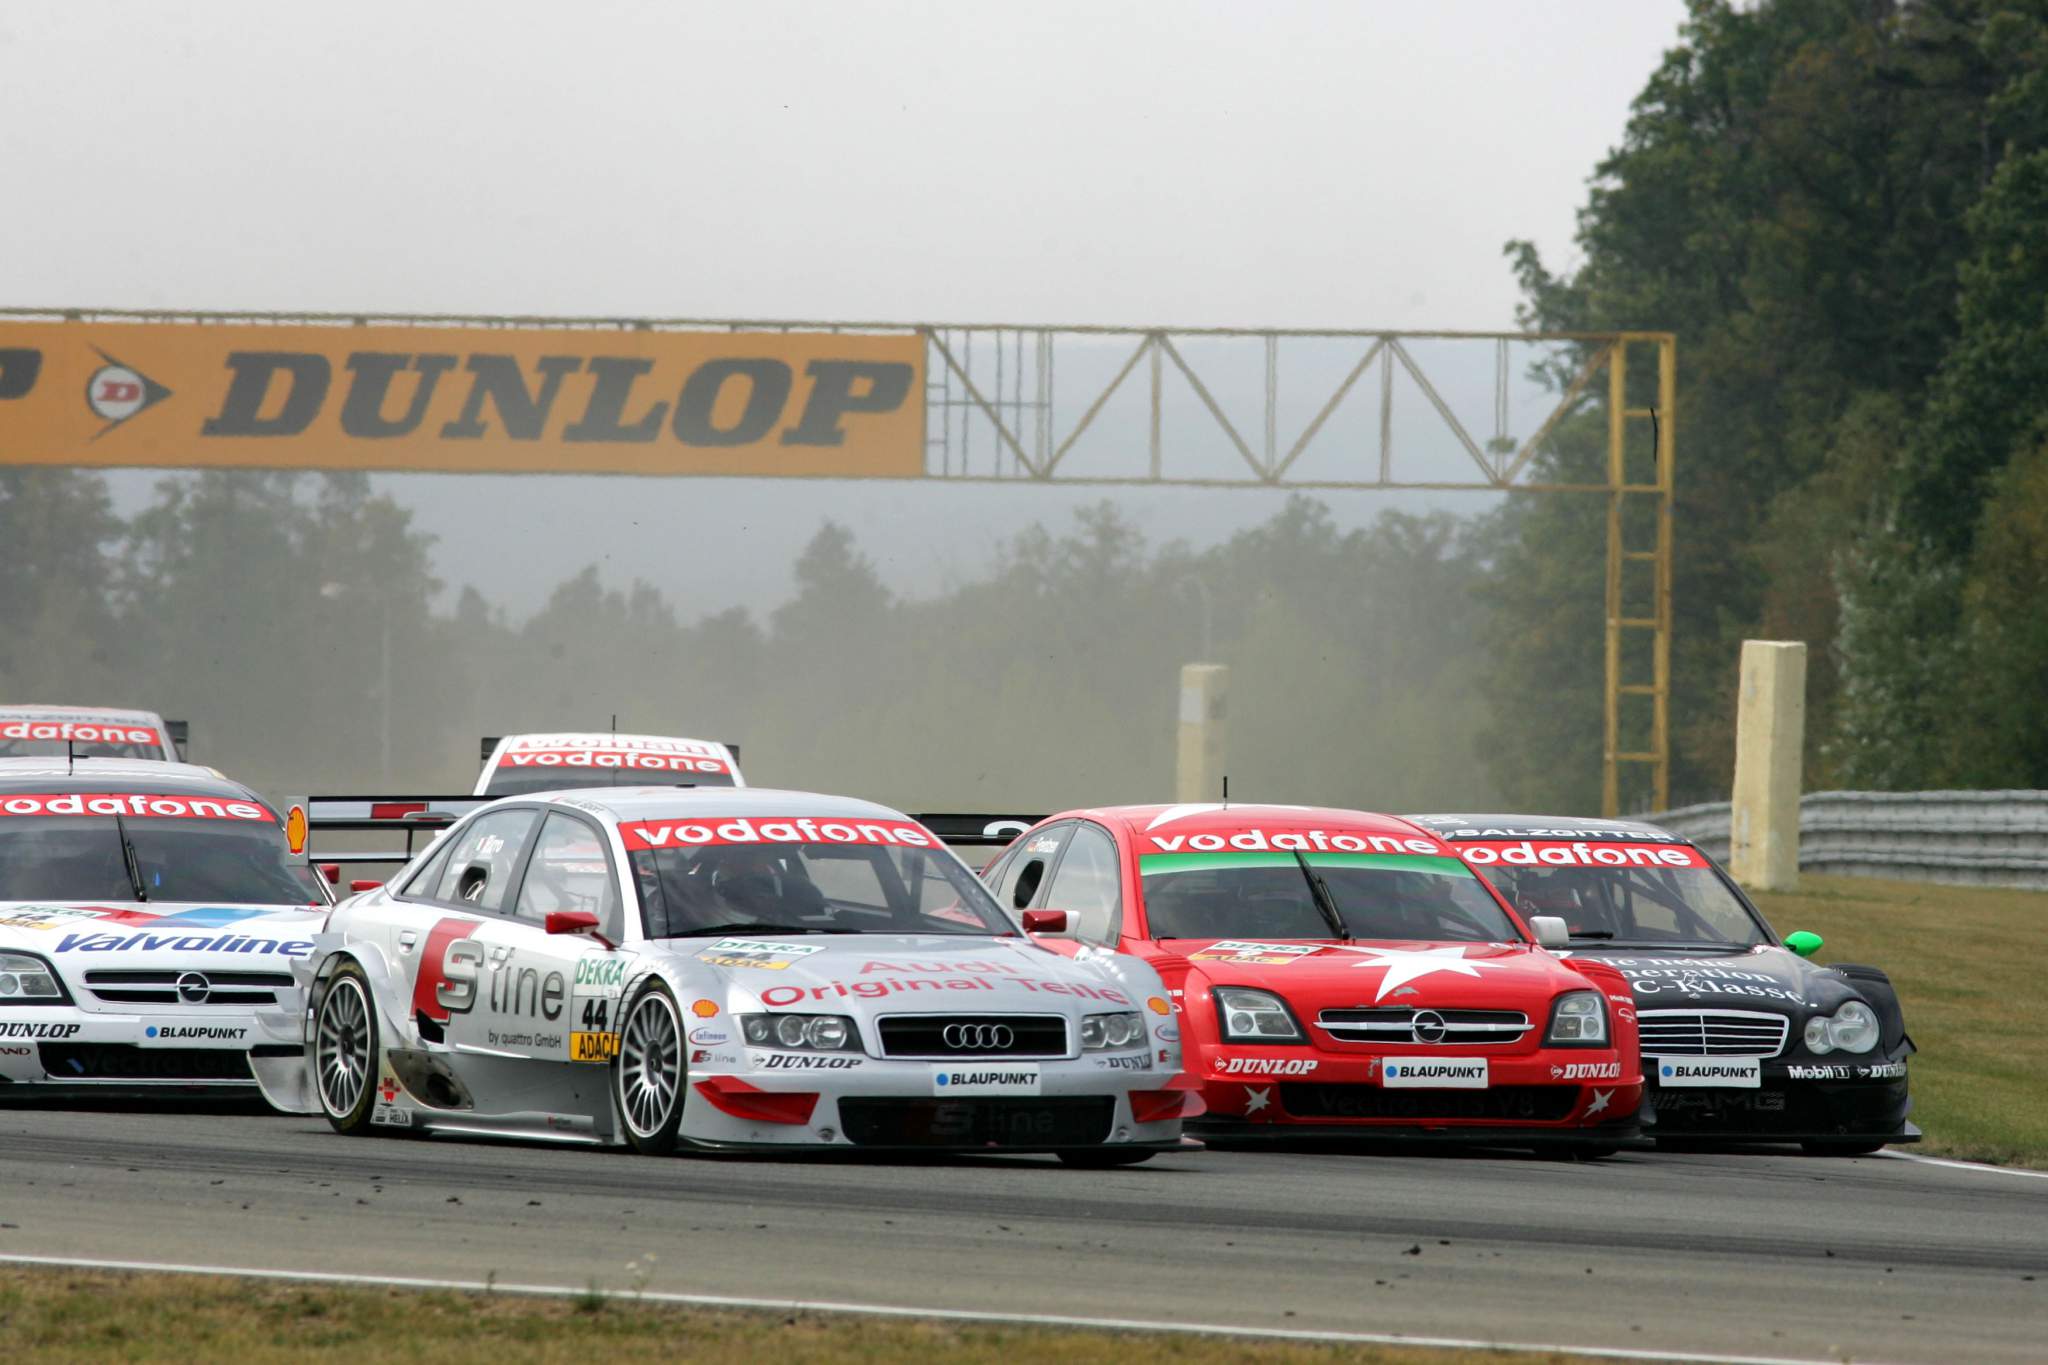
[0,320,925,477]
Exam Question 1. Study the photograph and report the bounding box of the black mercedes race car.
[1408,814,1917,1156]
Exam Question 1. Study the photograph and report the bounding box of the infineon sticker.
[1455,840,1707,870]
[1655,1056,1761,1088]
[695,937,826,970]
[1187,940,1323,966]
[621,817,932,851]
[1381,1058,1489,1089]
[0,793,273,821]
[932,1064,1041,1096]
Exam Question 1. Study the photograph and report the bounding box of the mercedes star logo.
[175,971,211,1005]
[942,1023,1014,1050]
[1410,1009,1447,1044]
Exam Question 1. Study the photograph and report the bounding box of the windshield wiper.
[1567,930,1618,940]
[1290,852,1351,941]
[113,812,149,903]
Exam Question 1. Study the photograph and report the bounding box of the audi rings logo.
[175,972,212,1005]
[943,1023,1014,1050]
[1410,1009,1447,1044]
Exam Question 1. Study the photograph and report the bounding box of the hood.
[649,932,1162,1013]
[0,902,326,973]
[1157,936,1585,1010]
[1565,944,1851,1014]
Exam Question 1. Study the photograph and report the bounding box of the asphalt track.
[2,1103,2044,1364]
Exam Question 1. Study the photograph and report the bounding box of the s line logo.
[412,916,482,1023]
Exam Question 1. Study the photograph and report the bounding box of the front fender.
[249,935,408,1115]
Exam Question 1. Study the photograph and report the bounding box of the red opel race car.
[975,804,1643,1153]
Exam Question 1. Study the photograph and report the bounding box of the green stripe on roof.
[1139,851,1474,878]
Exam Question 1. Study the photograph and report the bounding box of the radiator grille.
[1638,1009,1789,1058]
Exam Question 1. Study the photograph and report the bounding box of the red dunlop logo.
[0,793,272,821]
[1456,840,1705,870]
[619,816,933,852]
[0,721,160,746]
[1145,829,1444,855]
[505,750,729,774]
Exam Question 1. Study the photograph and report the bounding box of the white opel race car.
[0,759,331,1092]
[256,787,1197,1162]
[475,732,744,797]
[0,705,186,762]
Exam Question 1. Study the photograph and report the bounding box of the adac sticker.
[1187,940,1323,966]
[569,1031,620,1064]
[695,938,826,970]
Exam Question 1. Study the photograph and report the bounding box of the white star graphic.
[1337,945,1503,1001]
[1586,1089,1612,1116]
[1144,802,1316,830]
[1244,1086,1271,1114]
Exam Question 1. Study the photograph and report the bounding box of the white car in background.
[0,758,330,1092]
[257,787,1195,1162]
[0,705,186,762]
[475,732,743,797]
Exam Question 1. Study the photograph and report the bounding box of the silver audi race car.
[0,758,331,1092]
[256,787,1197,1162]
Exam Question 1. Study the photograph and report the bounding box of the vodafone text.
[1146,830,1443,855]
[0,793,270,821]
[621,816,931,852]
[1456,840,1703,870]
[0,721,159,747]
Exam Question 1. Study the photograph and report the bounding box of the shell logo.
[284,804,309,855]
[1146,996,1171,1016]
[691,999,719,1018]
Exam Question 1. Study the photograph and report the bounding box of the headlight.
[0,952,65,1003]
[1214,987,1304,1043]
[1545,991,1607,1045]
[1080,1011,1145,1051]
[737,1013,861,1051]
[1803,1001,1879,1055]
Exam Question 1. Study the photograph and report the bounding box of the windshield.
[1139,850,1519,943]
[624,816,1012,938]
[0,805,319,904]
[1459,843,1766,947]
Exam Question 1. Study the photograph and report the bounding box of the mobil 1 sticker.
[932,1063,1040,1096]
[1381,1057,1488,1089]
[1656,1056,1761,1089]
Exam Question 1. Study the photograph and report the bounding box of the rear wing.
[165,719,189,760]
[910,813,1044,863]
[291,795,491,869]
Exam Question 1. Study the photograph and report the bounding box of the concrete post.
[1175,664,1228,804]
[1729,640,1807,891]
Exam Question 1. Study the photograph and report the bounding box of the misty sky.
[1,1,1686,615]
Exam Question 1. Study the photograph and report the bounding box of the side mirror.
[349,879,383,894]
[317,863,341,886]
[1784,930,1823,958]
[1022,909,1075,938]
[546,910,601,936]
[1529,915,1570,950]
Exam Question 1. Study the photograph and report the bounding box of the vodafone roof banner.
[0,320,924,477]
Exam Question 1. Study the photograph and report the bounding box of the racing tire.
[1801,1139,1887,1157]
[314,961,380,1136]
[613,981,687,1156]
[1056,1148,1157,1168]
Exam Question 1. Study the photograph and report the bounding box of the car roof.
[527,785,906,825]
[1406,813,1690,844]
[1054,803,1442,842]
[0,704,165,724]
[496,731,728,752]
[0,757,254,800]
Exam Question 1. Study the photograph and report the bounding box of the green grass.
[1751,874,2048,1168]
[0,1268,1595,1365]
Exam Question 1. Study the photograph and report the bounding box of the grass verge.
[1751,874,2048,1169]
[0,1267,1597,1364]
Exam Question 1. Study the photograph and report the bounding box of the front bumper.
[673,1051,1198,1152]
[0,1004,297,1093]
[1641,1057,1916,1143]
[1185,1045,1643,1139]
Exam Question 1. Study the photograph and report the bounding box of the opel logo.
[175,971,211,1005]
[1410,1009,1447,1044]
[942,1023,1013,1050]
